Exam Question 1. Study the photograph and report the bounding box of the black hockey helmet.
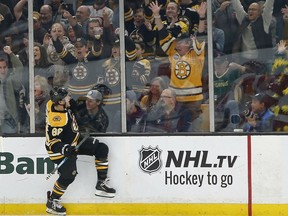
[50,87,68,103]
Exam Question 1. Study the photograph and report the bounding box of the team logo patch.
[49,51,60,62]
[175,61,191,79]
[139,146,162,174]
[53,116,61,121]
[105,68,120,86]
[73,64,88,80]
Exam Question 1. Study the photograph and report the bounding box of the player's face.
[57,95,71,109]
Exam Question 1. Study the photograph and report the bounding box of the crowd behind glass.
[0,0,287,135]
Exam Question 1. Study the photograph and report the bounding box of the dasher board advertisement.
[0,136,248,204]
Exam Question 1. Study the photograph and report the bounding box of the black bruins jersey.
[45,100,80,162]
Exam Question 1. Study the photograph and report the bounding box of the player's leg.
[78,137,116,198]
[46,156,77,215]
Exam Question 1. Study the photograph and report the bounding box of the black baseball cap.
[74,38,87,47]
[251,93,266,103]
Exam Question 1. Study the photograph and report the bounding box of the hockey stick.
[46,131,90,180]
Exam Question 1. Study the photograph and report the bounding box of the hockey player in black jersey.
[45,87,115,215]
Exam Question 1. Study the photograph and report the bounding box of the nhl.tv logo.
[139,145,162,174]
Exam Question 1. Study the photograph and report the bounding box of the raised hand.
[149,1,162,16]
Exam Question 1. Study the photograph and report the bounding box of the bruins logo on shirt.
[73,64,88,80]
[129,30,144,43]
[49,51,60,62]
[175,61,191,79]
[105,68,120,86]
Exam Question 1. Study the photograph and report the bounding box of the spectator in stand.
[149,1,206,132]
[125,36,152,100]
[95,32,138,132]
[243,93,274,132]
[51,30,108,99]
[140,76,167,113]
[77,9,113,53]
[34,42,56,87]
[25,75,50,134]
[124,6,155,57]
[178,0,202,36]
[231,0,275,65]
[212,51,266,131]
[43,22,75,65]
[33,11,48,44]
[98,38,121,132]
[64,5,91,38]
[142,88,179,132]
[126,90,145,132]
[152,0,189,57]
[67,25,77,43]
[213,0,239,54]
[88,0,114,26]
[76,89,109,133]
[40,5,54,32]
[0,46,24,134]
[196,16,225,52]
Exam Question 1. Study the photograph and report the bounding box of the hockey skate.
[95,178,116,198]
[46,191,66,215]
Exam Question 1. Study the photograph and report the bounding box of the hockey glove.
[62,144,75,157]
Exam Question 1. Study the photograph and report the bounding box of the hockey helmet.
[50,87,68,103]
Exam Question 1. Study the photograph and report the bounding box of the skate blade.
[46,207,66,215]
[95,190,115,198]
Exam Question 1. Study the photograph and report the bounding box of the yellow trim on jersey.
[47,150,64,161]
[46,138,61,150]
[59,48,68,58]
[46,100,68,128]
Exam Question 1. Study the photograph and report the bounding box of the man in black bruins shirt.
[45,87,115,215]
